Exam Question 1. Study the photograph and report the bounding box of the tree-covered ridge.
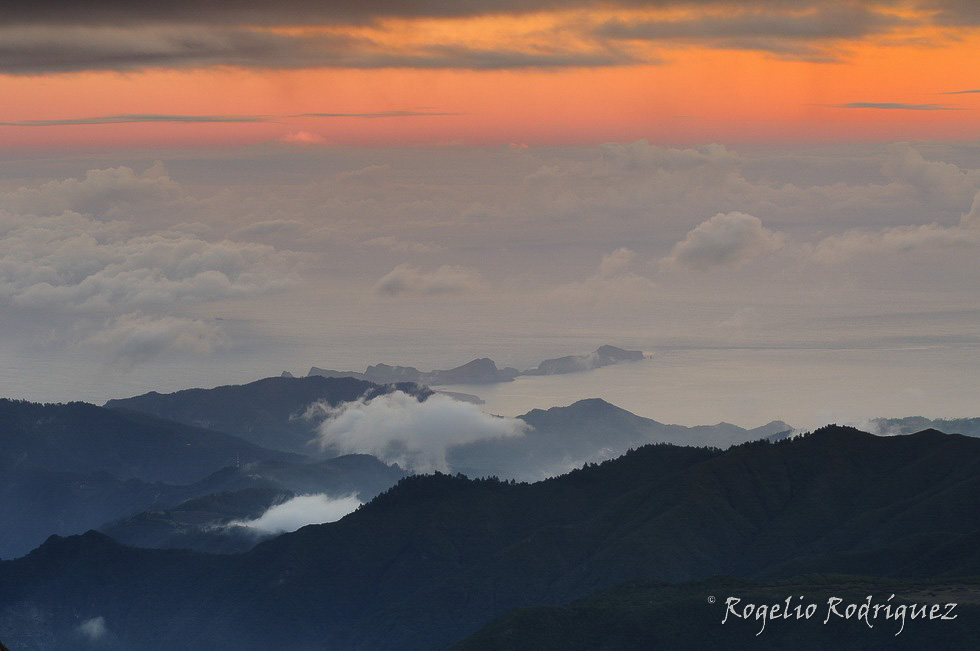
[1,426,978,649]
[105,375,431,454]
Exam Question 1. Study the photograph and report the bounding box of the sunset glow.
[2,3,978,149]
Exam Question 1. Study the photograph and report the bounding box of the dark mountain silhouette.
[872,416,980,437]
[1,426,977,649]
[523,344,645,375]
[99,455,406,553]
[307,345,645,386]
[107,378,792,481]
[0,399,295,484]
[309,357,520,385]
[105,375,431,454]
[0,397,407,558]
[449,398,791,479]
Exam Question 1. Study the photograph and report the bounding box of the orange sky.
[1,7,978,149]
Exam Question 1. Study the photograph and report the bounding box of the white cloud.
[77,616,107,641]
[84,312,228,369]
[0,162,180,220]
[809,221,980,263]
[0,211,297,309]
[316,391,529,473]
[962,190,980,229]
[881,143,979,210]
[228,494,362,534]
[362,235,445,254]
[599,140,740,175]
[373,263,483,296]
[661,211,784,271]
[554,247,656,302]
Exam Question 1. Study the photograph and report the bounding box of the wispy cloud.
[942,89,980,94]
[0,114,267,127]
[374,264,484,297]
[838,102,962,111]
[296,110,461,119]
[595,5,909,62]
[0,111,461,128]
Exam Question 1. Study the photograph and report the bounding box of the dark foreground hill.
[99,455,406,553]
[1,426,978,649]
[453,577,980,650]
[0,398,405,558]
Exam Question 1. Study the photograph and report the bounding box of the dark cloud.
[943,89,980,94]
[375,45,635,70]
[0,1,567,26]
[0,26,360,74]
[0,1,942,73]
[0,2,864,27]
[0,25,631,74]
[838,102,962,110]
[596,5,908,61]
[921,0,980,26]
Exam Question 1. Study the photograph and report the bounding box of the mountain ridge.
[2,426,978,649]
[307,344,646,386]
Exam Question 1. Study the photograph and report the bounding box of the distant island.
[307,344,646,386]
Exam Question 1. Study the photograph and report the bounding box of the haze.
[1,1,977,430]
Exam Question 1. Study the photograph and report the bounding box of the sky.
[0,1,978,429]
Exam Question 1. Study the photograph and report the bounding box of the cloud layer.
[0,1,965,73]
[228,494,362,534]
[316,392,529,473]
[661,211,784,271]
[374,264,483,296]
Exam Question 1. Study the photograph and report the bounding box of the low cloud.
[809,222,980,263]
[0,209,297,309]
[808,188,980,262]
[363,235,445,254]
[0,162,179,220]
[84,312,228,369]
[315,391,529,473]
[661,211,784,271]
[228,494,362,534]
[881,143,979,210]
[77,616,107,641]
[554,247,655,302]
[373,264,482,296]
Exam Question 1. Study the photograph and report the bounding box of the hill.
[0,426,978,649]
[307,345,645,386]
[449,398,791,480]
[0,398,405,558]
[105,375,430,454]
[452,576,980,650]
[99,455,406,553]
[872,416,980,438]
[0,399,295,484]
